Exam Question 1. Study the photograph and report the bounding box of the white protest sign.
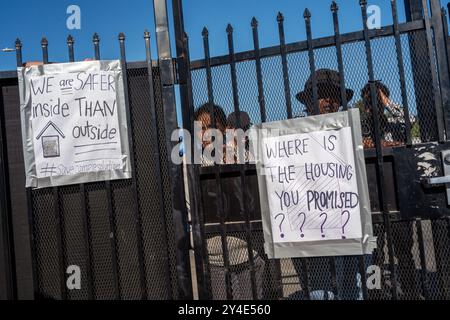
[262,127,362,243]
[19,60,131,188]
[31,71,122,178]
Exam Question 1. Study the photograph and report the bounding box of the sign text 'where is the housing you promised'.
[262,127,362,243]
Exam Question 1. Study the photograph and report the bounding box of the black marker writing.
[265,138,309,159]
[72,121,117,140]
[74,72,116,92]
[306,190,359,211]
[32,98,70,118]
[267,165,296,184]
[76,97,116,117]
[322,134,337,151]
[30,76,55,95]
[275,190,299,211]
[304,162,353,181]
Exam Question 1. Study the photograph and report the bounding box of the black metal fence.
[0,2,192,298]
[2,0,450,301]
[184,0,450,300]
[19,35,190,299]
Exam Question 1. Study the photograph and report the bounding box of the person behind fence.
[193,104,265,299]
[194,103,227,166]
[293,68,368,300]
[225,110,253,164]
[360,81,416,148]
[296,68,354,116]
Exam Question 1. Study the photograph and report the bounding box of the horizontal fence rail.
[190,20,425,70]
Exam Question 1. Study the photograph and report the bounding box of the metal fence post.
[227,22,259,300]
[430,0,450,137]
[204,25,233,300]
[143,29,175,299]
[118,32,149,300]
[66,34,95,300]
[15,39,38,300]
[360,0,398,300]
[304,9,320,116]
[404,0,441,142]
[172,0,212,300]
[91,34,121,300]
[41,37,68,300]
[277,12,293,119]
[153,0,193,300]
[251,17,267,123]
[421,0,446,142]
[415,218,430,299]
[0,64,16,301]
[391,0,413,146]
[331,1,348,112]
[442,7,450,75]
[189,33,213,299]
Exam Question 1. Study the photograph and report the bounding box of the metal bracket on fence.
[422,150,450,205]
[155,58,179,85]
[172,57,180,85]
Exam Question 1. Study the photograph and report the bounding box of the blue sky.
[0,0,444,71]
[1,0,447,126]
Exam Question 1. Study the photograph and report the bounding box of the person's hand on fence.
[23,61,43,67]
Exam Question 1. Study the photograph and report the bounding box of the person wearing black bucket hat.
[293,69,365,300]
[296,68,354,115]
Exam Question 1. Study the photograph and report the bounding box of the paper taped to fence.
[254,109,376,258]
[18,60,132,188]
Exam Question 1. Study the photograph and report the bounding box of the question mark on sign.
[298,212,306,238]
[275,213,285,238]
[319,213,327,238]
[341,210,350,239]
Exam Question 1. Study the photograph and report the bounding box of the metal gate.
[0,0,192,300]
[180,0,450,300]
[3,0,450,301]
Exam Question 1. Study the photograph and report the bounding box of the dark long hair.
[194,103,226,129]
[360,82,388,139]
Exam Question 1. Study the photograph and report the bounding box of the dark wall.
[0,78,34,299]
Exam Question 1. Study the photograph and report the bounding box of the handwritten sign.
[19,60,131,188]
[31,71,123,178]
[262,127,362,243]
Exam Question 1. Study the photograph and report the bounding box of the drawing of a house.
[35,121,65,158]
